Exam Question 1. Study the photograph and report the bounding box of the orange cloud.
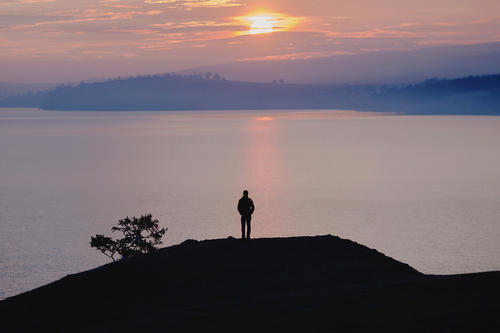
[238,51,353,62]
[102,4,142,9]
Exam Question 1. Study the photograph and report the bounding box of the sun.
[235,12,300,36]
[248,15,274,35]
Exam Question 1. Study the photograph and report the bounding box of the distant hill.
[368,75,500,114]
[182,42,500,84]
[0,82,58,99]
[1,235,500,332]
[0,89,49,107]
[1,73,499,114]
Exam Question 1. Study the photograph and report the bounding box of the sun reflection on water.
[240,115,286,237]
[255,116,273,121]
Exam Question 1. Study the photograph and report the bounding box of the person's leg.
[246,215,251,239]
[241,215,246,239]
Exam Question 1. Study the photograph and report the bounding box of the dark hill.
[1,235,500,332]
[1,73,500,114]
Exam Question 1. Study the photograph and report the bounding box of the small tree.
[90,214,167,261]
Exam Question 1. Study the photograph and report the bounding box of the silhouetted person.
[238,190,255,239]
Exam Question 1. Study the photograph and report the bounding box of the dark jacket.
[238,197,255,216]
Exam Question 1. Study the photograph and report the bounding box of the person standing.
[238,190,255,239]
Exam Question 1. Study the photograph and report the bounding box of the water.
[1,108,500,299]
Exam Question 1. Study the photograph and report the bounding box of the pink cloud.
[144,0,243,8]
[12,9,164,30]
[0,0,56,4]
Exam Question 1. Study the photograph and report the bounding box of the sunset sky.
[1,0,500,82]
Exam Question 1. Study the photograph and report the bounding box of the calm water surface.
[1,108,500,299]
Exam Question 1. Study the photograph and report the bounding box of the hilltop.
[1,235,500,332]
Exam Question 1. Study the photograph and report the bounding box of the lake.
[1,108,500,299]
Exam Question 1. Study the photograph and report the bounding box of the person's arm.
[250,199,255,214]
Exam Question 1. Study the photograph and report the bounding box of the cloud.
[183,0,242,8]
[152,20,233,28]
[324,19,499,40]
[144,0,176,3]
[238,50,354,62]
[150,20,244,33]
[78,50,140,59]
[105,28,158,35]
[0,0,56,4]
[144,0,243,8]
[102,4,142,9]
[12,9,163,30]
[329,28,420,39]
[44,8,81,16]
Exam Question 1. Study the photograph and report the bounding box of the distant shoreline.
[3,107,500,117]
[1,74,499,115]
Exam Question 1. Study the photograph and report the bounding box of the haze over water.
[1,108,500,299]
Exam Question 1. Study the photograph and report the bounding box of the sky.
[1,0,500,82]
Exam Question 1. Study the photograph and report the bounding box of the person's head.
[243,190,248,197]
